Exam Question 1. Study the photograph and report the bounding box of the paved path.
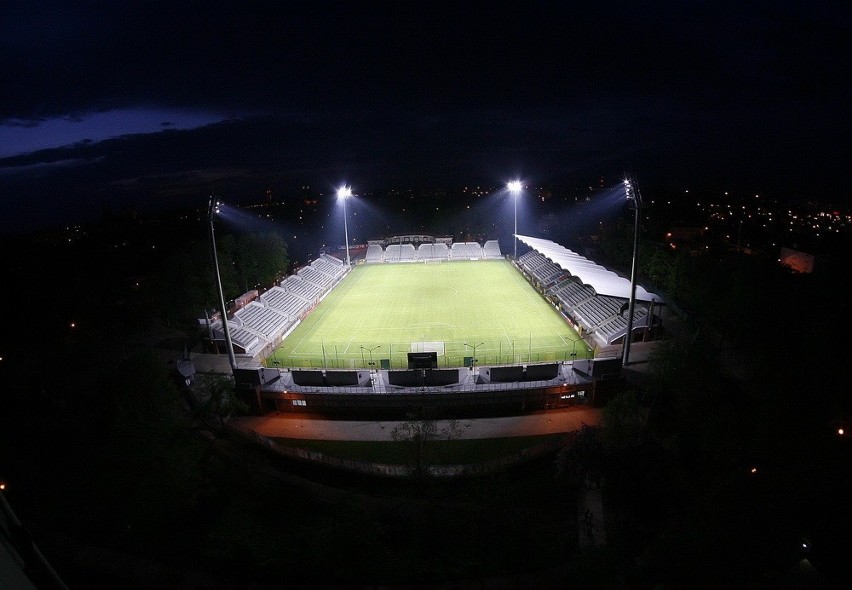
[216,340,663,553]
[578,486,607,548]
[230,406,610,550]
[230,406,602,442]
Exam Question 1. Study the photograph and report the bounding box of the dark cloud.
[1,1,850,233]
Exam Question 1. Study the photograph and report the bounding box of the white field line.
[287,266,368,355]
[281,260,578,361]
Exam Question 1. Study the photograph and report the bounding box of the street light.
[508,180,522,259]
[208,196,237,372]
[568,335,591,362]
[360,345,380,367]
[464,341,484,370]
[622,175,642,367]
[337,185,352,266]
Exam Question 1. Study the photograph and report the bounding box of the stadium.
[207,197,666,420]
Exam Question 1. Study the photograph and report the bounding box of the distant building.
[176,357,196,387]
[779,246,815,273]
[664,226,707,253]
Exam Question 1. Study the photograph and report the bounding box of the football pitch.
[267,259,591,369]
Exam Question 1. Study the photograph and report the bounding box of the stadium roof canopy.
[516,235,663,303]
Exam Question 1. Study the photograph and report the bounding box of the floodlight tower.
[508,180,522,259]
[338,185,352,266]
[464,341,484,370]
[208,196,237,371]
[622,175,642,367]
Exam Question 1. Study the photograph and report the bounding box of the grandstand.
[234,302,290,339]
[416,242,450,261]
[212,234,663,417]
[211,252,350,358]
[450,241,483,259]
[384,243,401,262]
[483,240,502,259]
[261,286,309,318]
[313,254,347,278]
[213,235,663,365]
[298,265,334,289]
[367,237,483,263]
[516,235,660,301]
[365,243,384,263]
[281,275,322,302]
[515,235,662,346]
[518,251,566,286]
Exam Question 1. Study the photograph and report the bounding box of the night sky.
[1,1,849,234]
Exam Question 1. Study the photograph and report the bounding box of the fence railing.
[264,338,595,370]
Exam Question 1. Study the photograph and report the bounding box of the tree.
[151,230,288,334]
[235,232,289,290]
[391,414,462,479]
[601,390,646,452]
[644,248,675,292]
[154,239,217,329]
[215,234,241,298]
[193,372,248,432]
[555,423,605,488]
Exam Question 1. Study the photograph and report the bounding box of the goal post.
[410,341,445,356]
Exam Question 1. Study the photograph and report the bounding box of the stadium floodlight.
[622,174,642,367]
[337,185,353,266]
[208,195,237,372]
[508,180,522,259]
[464,341,485,370]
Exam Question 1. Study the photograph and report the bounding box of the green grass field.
[267,259,591,369]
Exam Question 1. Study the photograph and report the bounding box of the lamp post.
[360,345,380,368]
[208,196,236,371]
[464,341,484,370]
[337,185,352,267]
[622,176,642,367]
[508,180,522,259]
[569,335,591,361]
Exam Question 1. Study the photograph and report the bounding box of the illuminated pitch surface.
[271,259,586,369]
